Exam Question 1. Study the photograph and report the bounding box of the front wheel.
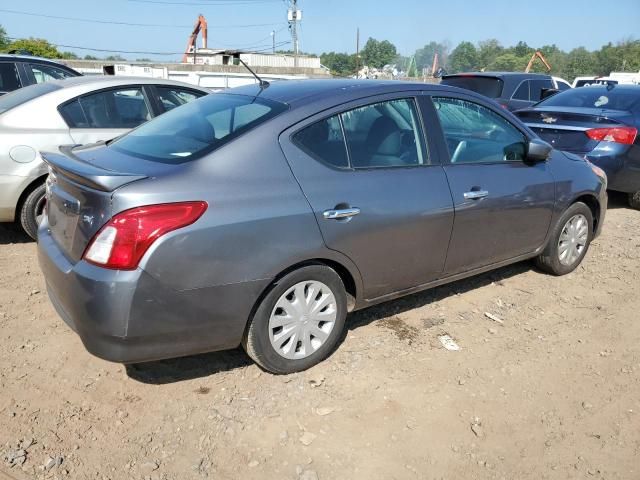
[243,265,347,374]
[535,202,593,276]
[19,183,47,240]
[628,190,640,210]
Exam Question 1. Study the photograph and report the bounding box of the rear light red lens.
[585,126,637,145]
[83,201,207,270]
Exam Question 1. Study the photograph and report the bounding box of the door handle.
[323,207,361,220]
[463,190,489,200]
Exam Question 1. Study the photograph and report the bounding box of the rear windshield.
[440,76,504,98]
[111,93,287,163]
[574,79,618,88]
[0,82,62,114]
[536,86,640,112]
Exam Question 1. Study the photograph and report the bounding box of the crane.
[182,14,208,64]
[525,51,551,73]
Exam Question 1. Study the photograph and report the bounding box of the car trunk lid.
[516,107,634,153]
[41,145,149,263]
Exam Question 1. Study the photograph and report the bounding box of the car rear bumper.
[586,144,640,194]
[37,221,270,364]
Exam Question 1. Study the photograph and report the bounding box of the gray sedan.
[0,76,209,238]
[38,80,607,374]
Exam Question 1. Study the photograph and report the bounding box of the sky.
[2,0,640,61]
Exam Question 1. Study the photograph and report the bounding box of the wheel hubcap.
[558,214,588,266]
[268,280,337,360]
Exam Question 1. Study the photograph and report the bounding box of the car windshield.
[111,93,288,163]
[536,86,640,111]
[0,82,62,114]
[440,76,504,98]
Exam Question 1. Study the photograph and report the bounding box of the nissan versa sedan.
[38,80,607,374]
[0,76,209,239]
[515,85,640,209]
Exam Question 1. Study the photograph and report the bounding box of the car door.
[429,94,555,275]
[280,94,454,300]
[58,86,152,145]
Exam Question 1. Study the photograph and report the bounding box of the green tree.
[448,41,478,73]
[0,25,9,51]
[320,51,356,76]
[83,55,99,60]
[61,51,79,60]
[513,40,533,57]
[564,47,597,81]
[136,58,152,62]
[477,39,503,70]
[5,38,62,58]
[360,38,397,69]
[105,55,126,61]
[489,52,523,71]
[414,41,449,72]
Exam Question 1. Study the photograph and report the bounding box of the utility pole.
[271,30,275,54]
[355,27,360,77]
[288,0,299,68]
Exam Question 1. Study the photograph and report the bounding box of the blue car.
[515,85,640,208]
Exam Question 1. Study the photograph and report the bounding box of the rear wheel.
[243,265,347,374]
[19,183,47,240]
[628,190,640,210]
[535,202,593,276]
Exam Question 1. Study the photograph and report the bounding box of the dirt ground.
[1,192,639,480]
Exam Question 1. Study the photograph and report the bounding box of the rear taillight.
[83,201,207,270]
[585,126,637,145]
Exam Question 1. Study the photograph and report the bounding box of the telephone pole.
[355,27,360,77]
[288,0,300,67]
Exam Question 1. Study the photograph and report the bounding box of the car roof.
[0,54,70,66]
[44,75,211,91]
[227,78,458,105]
[443,72,552,79]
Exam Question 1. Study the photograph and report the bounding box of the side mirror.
[527,138,552,162]
[540,88,559,99]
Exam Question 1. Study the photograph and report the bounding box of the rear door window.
[342,99,427,168]
[0,63,21,93]
[60,87,151,128]
[433,97,527,164]
[27,63,76,83]
[155,86,206,112]
[512,81,530,100]
[529,79,554,101]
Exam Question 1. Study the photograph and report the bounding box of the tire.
[19,183,47,241]
[243,265,348,374]
[629,190,640,210]
[535,202,593,276]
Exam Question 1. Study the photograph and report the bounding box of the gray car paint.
[37,80,607,364]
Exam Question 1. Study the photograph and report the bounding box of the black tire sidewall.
[20,183,46,240]
[246,265,347,374]
[543,202,593,275]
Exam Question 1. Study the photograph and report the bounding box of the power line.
[0,8,282,29]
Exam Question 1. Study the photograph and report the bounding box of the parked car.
[514,84,640,208]
[0,54,80,96]
[0,76,209,238]
[38,79,607,374]
[572,76,619,88]
[441,72,568,111]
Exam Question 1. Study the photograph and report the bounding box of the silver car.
[0,76,209,238]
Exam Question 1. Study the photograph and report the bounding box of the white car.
[0,76,209,238]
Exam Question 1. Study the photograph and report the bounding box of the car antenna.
[235,57,270,89]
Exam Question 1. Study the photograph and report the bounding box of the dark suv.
[0,54,81,96]
[441,72,563,111]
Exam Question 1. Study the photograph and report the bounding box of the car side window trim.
[289,94,433,171]
[428,93,531,166]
